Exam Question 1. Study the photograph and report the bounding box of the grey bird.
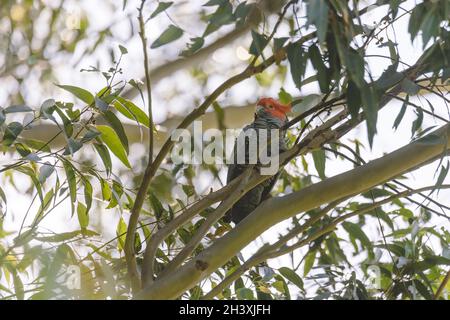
[223,97,291,225]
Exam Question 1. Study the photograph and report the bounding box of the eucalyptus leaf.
[286,43,305,89]
[96,125,131,168]
[102,110,129,153]
[77,202,89,230]
[4,105,33,114]
[150,2,173,19]
[2,122,23,146]
[56,84,95,105]
[306,0,329,43]
[151,25,184,49]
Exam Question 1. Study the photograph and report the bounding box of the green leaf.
[408,4,426,41]
[411,108,424,137]
[16,246,43,271]
[413,279,433,300]
[83,178,93,213]
[63,138,83,156]
[14,166,43,202]
[274,37,289,52]
[272,275,291,300]
[189,285,202,300]
[401,79,420,95]
[360,84,378,148]
[151,25,184,49]
[182,184,195,197]
[249,30,268,57]
[342,221,371,248]
[150,2,173,19]
[54,108,73,137]
[420,7,439,47]
[0,108,5,126]
[346,50,365,87]
[384,40,399,65]
[181,37,205,57]
[236,288,255,300]
[212,101,225,129]
[20,138,51,153]
[56,84,95,105]
[35,188,54,222]
[38,162,54,183]
[114,97,150,128]
[4,105,33,113]
[308,44,329,93]
[35,230,97,242]
[13,272,24,300]
[278,88,292,104]
[393,96,408,130]
[81,127,101,143]
[118,44,128,55]
[272,280,285,294]
[77,202,89,230]
[96,125,131,168]
[375,65,403,91]
[234,2,252,22]
[2,122,23,146]
[134,232,142,254]
[303,250,316,276]
[95,97,109,112]
[0,185,7,209]
[203,0,227,6]
[312,149,326,179]
[306,0,329,43]
[362,188,392,199]
[436,161,449,190]
[100,178,112,201]
[62,160,77,216]
[177,227,191,244]
[40,99,56,122]
[15,143,31,157]
[116,217,127,251]
[203,1,234,36]
[347,80,361,119]
[279,267,304,290]
[149,191,165,220]
[102,110,129,153]
[287,43,305,89]
[93,143,112,175]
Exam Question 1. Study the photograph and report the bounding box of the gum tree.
[1,0,450,300]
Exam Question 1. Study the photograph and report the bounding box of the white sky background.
[1,0,450,297]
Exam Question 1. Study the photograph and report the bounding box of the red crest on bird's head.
[256,97,291,120]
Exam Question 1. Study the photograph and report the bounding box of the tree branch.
[203,182,450,299]
[140,172,245,287]
[435,269,450,299]
[155,166,254,280]
[136,123,450,299]
[124,0,156,293]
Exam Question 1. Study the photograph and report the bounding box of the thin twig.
[124,0,154,293]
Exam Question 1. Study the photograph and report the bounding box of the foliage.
[0,0,449,300]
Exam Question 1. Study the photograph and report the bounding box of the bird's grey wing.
[223,140,246,223]
[260,172,280,201]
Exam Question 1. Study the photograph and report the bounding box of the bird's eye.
[267,104,273,109]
